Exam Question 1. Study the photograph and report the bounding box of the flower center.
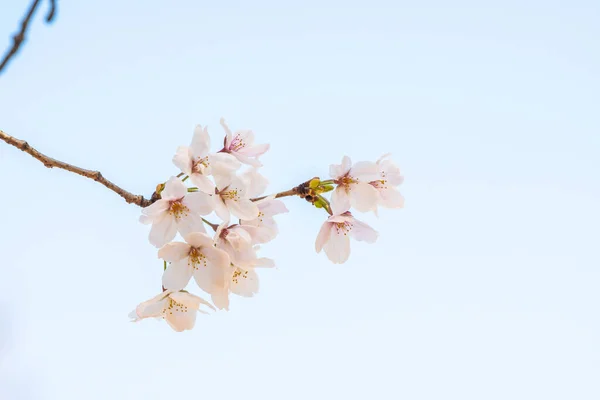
[169,200,189,221]
[232,268,249,284]
[334,221,352,235]
[370,179,387,189]
[165,298,189,315]
[221,188,240,201]
[339,175,357,187]
[188,247,207,270]
[192,156,210,174]
[229,135,246,152]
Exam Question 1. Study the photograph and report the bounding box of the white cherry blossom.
[330,156,380,215]
[214,175,259,222]
[241,196,288,244]
[215,223,257,268]
[219,118,270,167]
[159,232,231,293]
[140,177,215,248]
[211,257,275,311]
[240,167,269,198]
[129,290,215,332]
[173,124,241,193]
[370,153,404,214]
[315,211,378,264]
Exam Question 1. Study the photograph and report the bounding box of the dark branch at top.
[0,0,58,76]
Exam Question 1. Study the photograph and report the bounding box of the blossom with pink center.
[159,232,231,293]
[315,212,378,264]
[140,177,215,248]
[370,153,405,214]
[219,118,270,167]
[214,223,257,268]
[240,196,288,244]
[330,156,380,215]
[214,175,259,222]
[173,125,241,193]
[129,290,215,332]
[210,257,275,311]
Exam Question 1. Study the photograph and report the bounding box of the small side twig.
[0,0,58,76]
[0,129,153,207]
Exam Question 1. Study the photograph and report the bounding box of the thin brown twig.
[0,129,153,207]
[0,0,57,76]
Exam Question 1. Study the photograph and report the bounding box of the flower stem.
[202,218,219,231]
[319,179,335,185]
[316,194,333,215]
[177,172,184,178]
[187,187,198,192]
[181,175,189,182]
[163,260,167,271]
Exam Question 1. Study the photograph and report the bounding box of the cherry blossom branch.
[0,129,155,207]
[0,0,57,76]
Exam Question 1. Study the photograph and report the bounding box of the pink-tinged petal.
[329,155,352,179]
[220,118,234,148]
[204,246,231,269]
[193,262,226,294]
[184,232,214,248]
[170,291,215,311]
[253,257,275,268]
[257,198,288,216]
[331,187,351,215]
[172,146,193,176]
[158,242,190,262]
[315,221,332,253]
[176,213,206,237]
[350,182,379,212]
[239,142,269,157]
[378,187,405,209]
[350,161,379,182]
[350,220,379,243]
[376,153,393,165]
[232,152,262,167]
[241,168,269,198]
[227,226,253,250]
[183,192,214,215]
[381,161,403,186]
[242,224,278,244]
[230,246,258,268]
[210,152,241,171]
[149,216,177,248]
[141,199,169,217]
[162,177,187,199]
[190,174,215,194]
[211,289,230,311]
[139,214,153,225]
[133,298,167,320]
[214,199,231,222]
[323,229,351,264]
[327,213,354,223]
[164,304,197,332]
[227,198,259,221]
[162,260,193,291]
[230,268,259,297]
[189,125,210,158]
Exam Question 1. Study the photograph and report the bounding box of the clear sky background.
[1,1,599,399]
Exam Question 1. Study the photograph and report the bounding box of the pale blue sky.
[1,1,599,399]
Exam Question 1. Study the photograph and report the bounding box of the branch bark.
[0,129,153,207]
[0,0,58,76]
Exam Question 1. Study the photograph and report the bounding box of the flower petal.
[158,242,190,262]
[230,268,259,297]
[350,161,379,182]
[170,291,215,311]
[149,216,177,248]
[378,187,405,209]
[323,229,351,264]
[184,232,214,248]
[172,146,193,176]
[331,187,351,215]
[183,192,215,215]
[350,182,379,212]
[227,198,259,220]
[141,199,169,217]
[162,260,193,291]
[190,125,210,158]
[315,221,332,253]
[190,174,216,194]
[162,177,187,199]
[176,213,206,237]
[350,220,379,244]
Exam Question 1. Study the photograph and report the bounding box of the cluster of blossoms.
[129,119,404,332]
